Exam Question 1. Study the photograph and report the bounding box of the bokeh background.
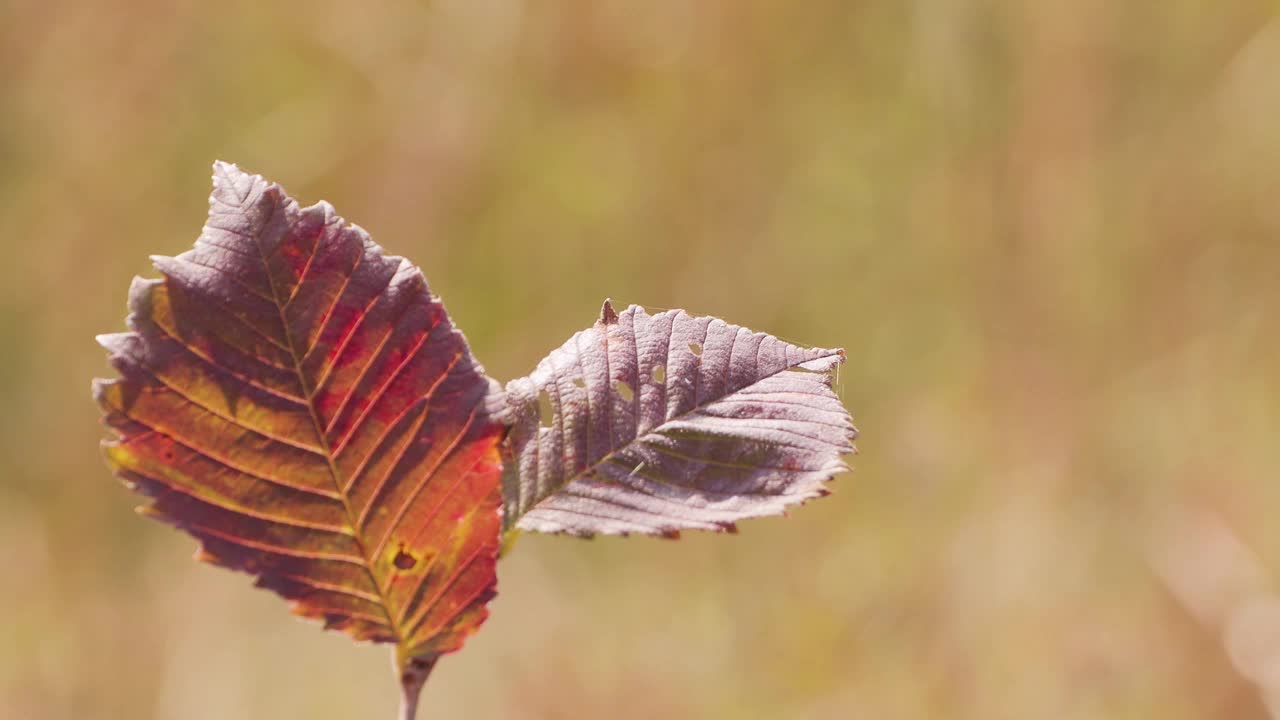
[4,1,1280,718]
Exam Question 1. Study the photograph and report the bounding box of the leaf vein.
[189,522,364,564]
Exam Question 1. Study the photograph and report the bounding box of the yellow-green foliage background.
[4,1,1280,718]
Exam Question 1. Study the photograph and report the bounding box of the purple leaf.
[498,301,857,537]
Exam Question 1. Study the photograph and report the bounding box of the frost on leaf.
[92,162,504,680]
[499,301,857,537]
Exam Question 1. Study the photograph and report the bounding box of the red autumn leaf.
[93,162,504,708]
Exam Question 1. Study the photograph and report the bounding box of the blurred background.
[4,1,1280,718]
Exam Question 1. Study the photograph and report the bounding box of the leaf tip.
[209,160,273,209]
[211,159,257,183]
[211,159,241,186]
[599,298,618,325]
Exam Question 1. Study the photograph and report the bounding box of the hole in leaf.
[652,364,666,383]
[572,377,586,389]
[393,547,417,571]
[614,380,634,402]
[537,389,555,428]
[689,342,703,356]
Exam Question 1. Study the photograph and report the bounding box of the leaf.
[498,300,857,537]
[92,162,504,705]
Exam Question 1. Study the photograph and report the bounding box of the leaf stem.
[400,688,419,720]
[396,651,437,720]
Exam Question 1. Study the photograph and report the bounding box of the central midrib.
[255,229,407,647]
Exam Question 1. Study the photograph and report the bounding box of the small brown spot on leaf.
[394,547,417,571]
